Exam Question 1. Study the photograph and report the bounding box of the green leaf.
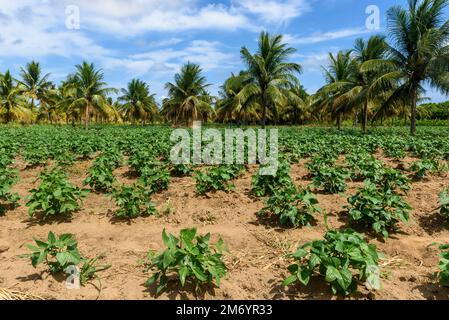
[282,274,298,286]
[47,232,56,244]
[325,266,341,283]
[191,265,208,282]
[179,266,189,287]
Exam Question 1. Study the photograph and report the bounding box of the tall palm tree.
[0,71,30,123]
[367,0,449,134]
[161,62,213,126]
[281,85,309,125]
[55,79,79,125]
[19,61,53,112]
[348,35,389,132]
[315,36,389,132]
[215,72,260,124]
[239,31,302,127]
[118,79,158,125]
[36,86,60,124]
[66,61,116,130]
[314,50,356,129]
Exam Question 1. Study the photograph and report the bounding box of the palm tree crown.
[239,31,302,127]
[0,71,30,123]
[118,79,158,125]
[162,62,213,126]
[373,0,449,134]
[19,61,53,111]
[67,61,116,129]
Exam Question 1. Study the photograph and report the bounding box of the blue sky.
[0,0,448,102]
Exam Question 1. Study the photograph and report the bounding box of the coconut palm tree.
[314,50,357,129]
[19,61,53,113]
[239,31,302,127]
[161,62,213,126]
[55,79,79,125]
[66,61,116,130]
[0,71,30,123]
[215,72,260,124]
[366,0,449,134]
[118,79,158,125]
[281,85,309,125]
[36,87,61,124]
[315,36,389,132]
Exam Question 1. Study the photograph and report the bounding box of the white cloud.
[0,2,110,59]
[284,27,372,45]
[83,4,254,36]
[295,53,330,72]
[234,0,310,24]
[147,38,184,48]
[1,0,309,38]
[101,40,237,79]
[0,0,257,63]
[292,45,340,72]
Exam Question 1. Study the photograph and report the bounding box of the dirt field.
[1,154,449,300]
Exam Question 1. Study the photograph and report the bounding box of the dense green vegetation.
[1,0,448,136]
[1,0,448,299]
[0,124,448,296]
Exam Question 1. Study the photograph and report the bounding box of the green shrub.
[346,181,411,238]
[171,163,192,176]
[26,169,89,218]
[410,159,437,179]
[112,183,156,218]
[95,149,123,169]
[258,186,321,227]
[0,167,20,215]
[252,160,293,197]
[283,229,381,296]
[195,165,244,195]
[346,152,384,182]
[139,164,171,193]
[438,188,449,220]
[305,152,338,177]
[84,165,116,192]
[144,228,227,295]
[26,231,81,274]
[377,167,411,193]
[436,244,449,287]
[312,165,349,194]
[54,150,76,167]
[26,231,110,285]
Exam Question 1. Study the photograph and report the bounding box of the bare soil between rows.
[1,155,449,300]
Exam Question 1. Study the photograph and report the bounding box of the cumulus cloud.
[118,40,238,74]
[233,0,310,24]
[284,27,372,45]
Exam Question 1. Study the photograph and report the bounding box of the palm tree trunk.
[5,108,11,123]
[410,86,417,135]
[336,114,342,130]
[261,103,267,128]
[362,102,368,133]
[84,104,90,130]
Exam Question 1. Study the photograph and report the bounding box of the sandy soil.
[0,155,449,300]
